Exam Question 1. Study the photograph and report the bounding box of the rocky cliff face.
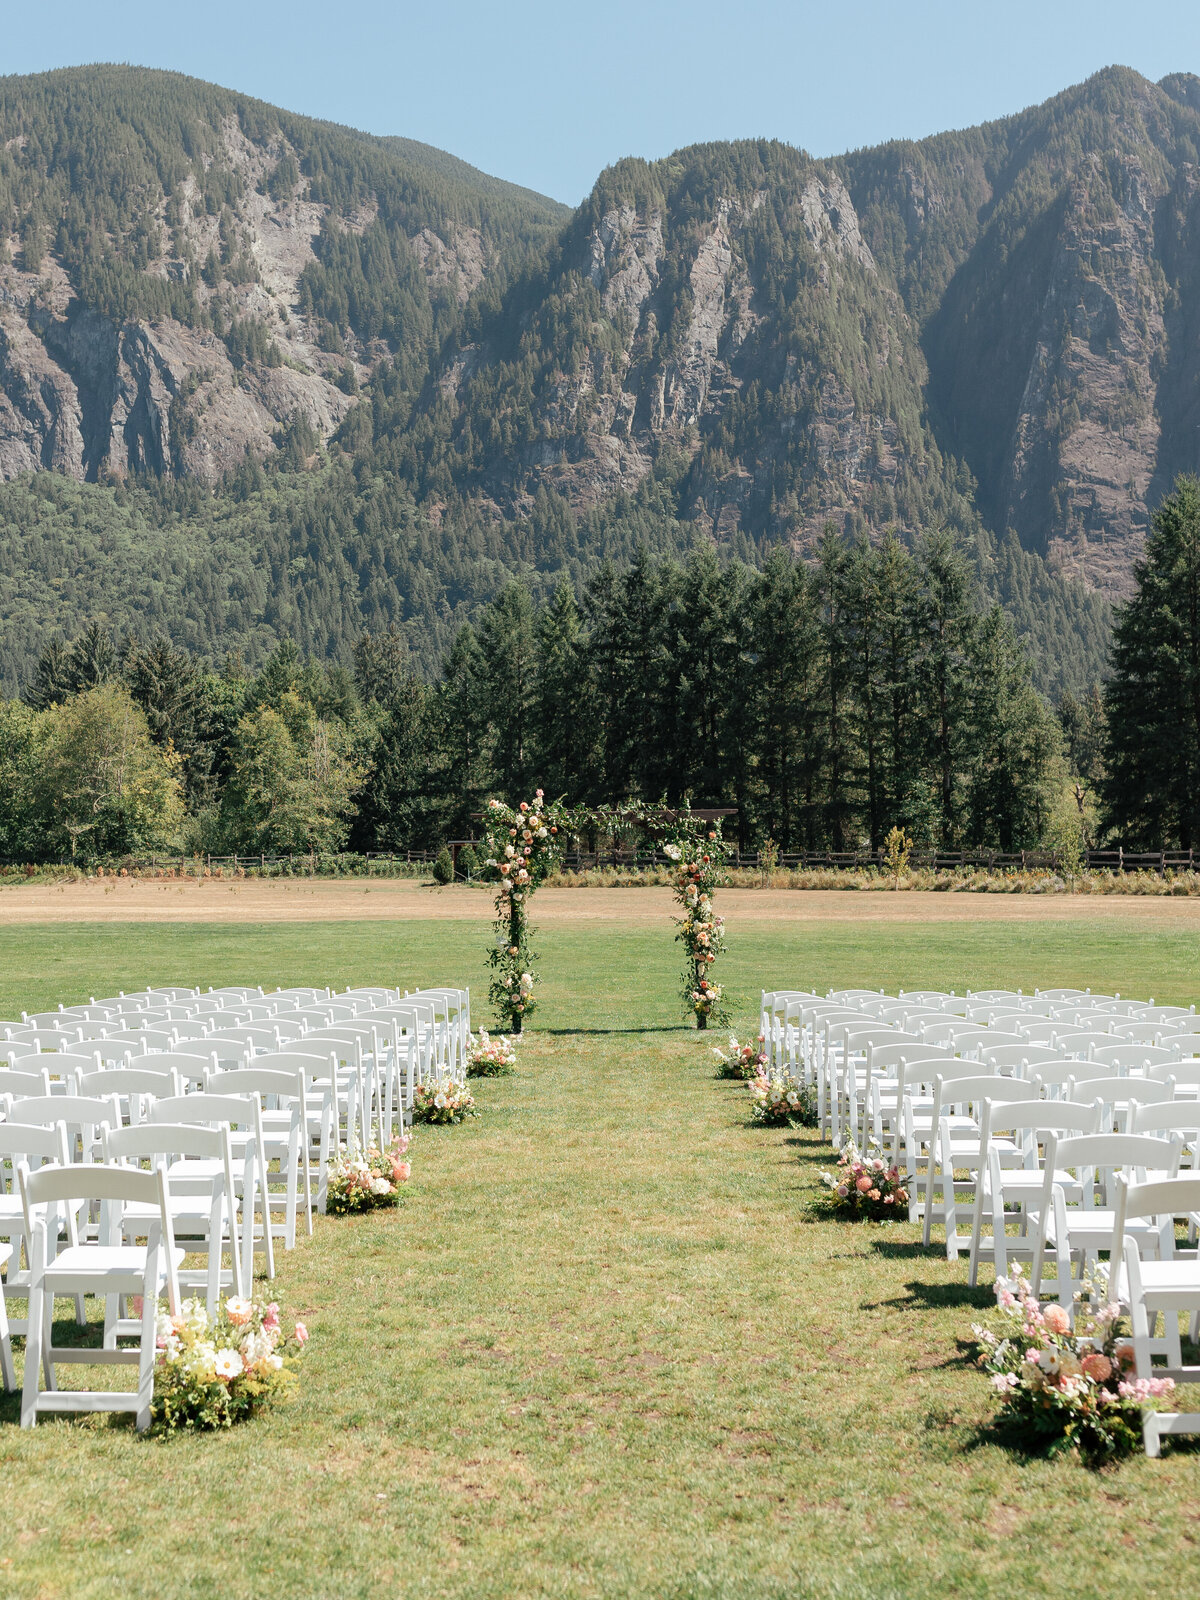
[427,68,1200,599]
[0,78,559,486]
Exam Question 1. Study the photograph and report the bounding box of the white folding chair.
[146,1092,273,1279]
[105,1122,244,1307]
[19,1163,182,1431]
[1111,1174,1200,1456]
[1037,1132,1183,1314]
[968,1100,1103,1288]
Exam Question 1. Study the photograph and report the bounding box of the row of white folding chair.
[916,1070,1200,1271]
[974,1112,1200,1293]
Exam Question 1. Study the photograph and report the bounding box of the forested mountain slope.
[0,66,566,483]
[4,63,1195,697]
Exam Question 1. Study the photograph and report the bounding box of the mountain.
[0,65,566,483]
[5,62,1196,697]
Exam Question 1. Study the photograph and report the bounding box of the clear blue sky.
[4,0,1200,203]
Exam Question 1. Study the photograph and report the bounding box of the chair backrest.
[104,1120,230,1166]
[868,1040,955,1073]
[936,1074,1035,1115]
[978,1044,1066,1075]
[967,990,1021,1004]
[1128,1101,1200,1140]
[0,1065,53,1099]
[75,1066,182,1102]
[1090,1042,1176,1071]
[20,1027,84,1051]
[8,1092,121,1131]
[1067,1073,1173,1106]
[21,1159,168,1208]
[1046,1132,1183,1196]
[268,1019,311,1042]
[985,1099,1102,1141]
[146,1092,260,1130]
[204,1027,280,1050]
[206,1065,304,1104]
[1169,1034,1200,1059]
[1051,1031,1117,1055]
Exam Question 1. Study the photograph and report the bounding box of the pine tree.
[477,580,538,796]
[1102,475,1200,847]
[535,581,594,801]
[915,528,978,848]
[815,526,855,850]
[749,545,822,850]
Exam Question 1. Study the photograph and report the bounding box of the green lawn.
[0,911,1198,1600]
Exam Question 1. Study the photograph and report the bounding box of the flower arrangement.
[413,1075,477,1125]
[817,1142,909,1218]
[664,816,733,1030]
[466,1029,517,1076]
[973,1262,1176,1466]
[325,1134,411,1214]
[481,790,567,1033]
[747,1067,812,1125]
[713,1033,768,1079]
[153,1294,306,1431]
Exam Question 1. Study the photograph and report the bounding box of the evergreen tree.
[915,528,978,847]
[1103,475,1200,848]
[749,545,822,851]
[534,581,594,801]
[477,580,538,797]
[815,527,855,850]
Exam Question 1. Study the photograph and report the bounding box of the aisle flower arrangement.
[747,1067,813,1125]
[817,1142,908,1218]
[481,790,567,1033]
[413,1075,477,1125]
[466,1029,517,1076]
[664,817,733,1029]
[153,1294,306,1431]
[713,1033,768,1080]
[325,1134,411,1214]
[972,1263,1176,1466]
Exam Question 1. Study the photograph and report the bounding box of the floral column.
[666,824,730,1030]
[481,790,564,1034]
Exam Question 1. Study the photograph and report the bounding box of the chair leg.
[20,1281,43,1427]
[135,1274,157,1433]
[0,1279,15,1394]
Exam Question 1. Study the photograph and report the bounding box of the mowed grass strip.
[0,911,1196,1600]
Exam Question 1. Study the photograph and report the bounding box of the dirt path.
[4,877,1200,926]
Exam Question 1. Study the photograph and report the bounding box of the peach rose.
[856,1176,873,1193]
[1042,1304,1071,1335]
[1081,1352,1112,1382]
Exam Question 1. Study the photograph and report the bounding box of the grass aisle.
[0,914,1198,1597]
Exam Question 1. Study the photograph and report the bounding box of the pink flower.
[1042,1304,1071,1336]
[391,1161,411,1183]
[1081,1352,1112,1383]
[855,1176,873,1193]
[263,1303,280,1331]
[294,1322,309,1344]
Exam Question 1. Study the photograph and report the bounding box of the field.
[0,887,1198,1599]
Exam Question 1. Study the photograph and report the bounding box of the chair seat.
[997,1169,1082,1198]
[1117,1259,1200,1314]
[1048,1211,1166,1245]
[44,1243,184,1284]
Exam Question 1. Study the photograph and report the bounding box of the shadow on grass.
[539,1025,695,1036]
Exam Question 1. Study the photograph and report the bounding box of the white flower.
[214,1348,244,1380]
[663,843,681,860]
[370,1177,393,1196]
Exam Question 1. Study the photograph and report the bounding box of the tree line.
[5,478,1199,865]
[1,527,1083,862]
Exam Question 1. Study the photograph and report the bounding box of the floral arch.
[478,796,736,1033]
